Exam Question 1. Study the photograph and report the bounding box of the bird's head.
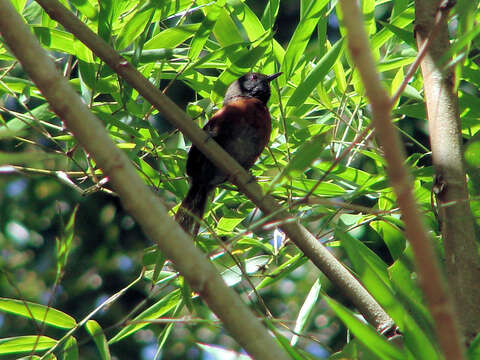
[223,72,282,106]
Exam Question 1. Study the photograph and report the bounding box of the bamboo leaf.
[291,279,321,346]
[0,298,76,329]
[287,39,344,108]
[0,336,57,355]
[86,320,111,360]
[109,290,181,343]
[61,336,78,360]
[188,2,224,59]
[325,296,405,360]
[281,0,329,78]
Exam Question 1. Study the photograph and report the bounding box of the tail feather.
[175,182,211,237]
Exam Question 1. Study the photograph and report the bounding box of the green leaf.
[213,8,244,46]
[116,8,156,50]
[69,0,98,21]
[85,320,111,360]
[371,7,414,50]
[290,279,321,346]
[389,249,439,359]
[227,1,266,42]
[0,151,58,166]
[179,276,194,313]
[315,161,380,190]
[186,41,247,72]
[121,48,187,63]
[150,248,167,285]
[362,0,376,36]
[216,216,245,234]
[256,254,307,290]
[188,2,224,59]
[264,320,306,359]
[379,21,416,49]
[236,238,273,254]
[369,219,405,260]
[337,228,410,329]
[0,75,37,94]
[61,336,78,360]
[452,0,479,90]
[286,39,344,108]
[109,289,181,343]
[281,0,329,78]
[0,298,76,329]
[11,0,27,12]
[286,179,346,197]
[261,0,280,29]
[56,205,79,277]
[0,336,57,355]
[98,0,114,42]
[281,132,329,178]
[77,59,97,93]
[324,296,405,360]
[466,140,480,167]
[468,332,480,360]
[17,355,56,360]
[0,103,54,136]
[144,24,201,49]
[32,27,75,54]
[378,57,415,73]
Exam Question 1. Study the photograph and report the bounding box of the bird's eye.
[251,74,257,80]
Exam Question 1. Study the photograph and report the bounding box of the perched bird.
[175,72,282,236]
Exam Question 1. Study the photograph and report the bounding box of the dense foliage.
[1,0,480,359]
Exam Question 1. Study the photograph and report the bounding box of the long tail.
[175,182,211,237]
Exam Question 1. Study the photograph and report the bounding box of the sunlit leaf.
[282,0,330,78]
[0,298,76,329]
[287,39,344,108]
[0,336,57,355]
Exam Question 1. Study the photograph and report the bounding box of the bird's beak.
[267,72,282,82]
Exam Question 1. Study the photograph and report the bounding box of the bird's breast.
[217,97,272,168]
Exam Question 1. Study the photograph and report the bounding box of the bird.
[175,72,282,236]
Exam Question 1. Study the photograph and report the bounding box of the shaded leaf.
[324,296,405,360]
[291,279,321,346]
[61,336,78,360]
[109,290,181,343]
[86,320,111,360]
[282,0,330,78]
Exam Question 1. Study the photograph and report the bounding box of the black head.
[223,72,282,106]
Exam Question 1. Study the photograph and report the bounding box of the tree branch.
[338,0,465,358]
[0,2,290,359]
[32,0,394,332]
[415,0,480,345]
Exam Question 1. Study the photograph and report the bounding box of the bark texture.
[415,0,480,345]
